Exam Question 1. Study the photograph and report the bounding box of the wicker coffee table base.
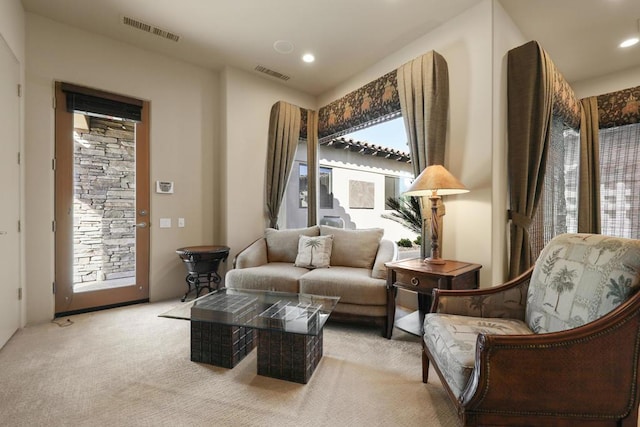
[190,321,324,384]
[190,321,255,368]
[256,329,323,384]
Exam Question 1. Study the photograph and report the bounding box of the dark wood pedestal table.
[176,245,230,302]
[384,258,481,339]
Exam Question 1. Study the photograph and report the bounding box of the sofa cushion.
[294,235,333,269]
[526,233,640,333]
[299,266,387,305]
[320,225,383,269]
[265,226,320,263]
[371,239,396,279]
[423,313,533,398]
[225,262,307,293]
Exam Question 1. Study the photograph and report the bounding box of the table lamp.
[403,165,469,264]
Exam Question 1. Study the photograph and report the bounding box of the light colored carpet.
[0,300,460,427]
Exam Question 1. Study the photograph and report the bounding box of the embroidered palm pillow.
[294,235,333,269]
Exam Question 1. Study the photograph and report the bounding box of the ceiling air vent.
[255,65,291,81]
[122,16,180,42]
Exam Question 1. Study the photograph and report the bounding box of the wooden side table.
[384,258,481,339]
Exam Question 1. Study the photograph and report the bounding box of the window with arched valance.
[268,52,450,257]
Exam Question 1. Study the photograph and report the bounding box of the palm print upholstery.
[526,233,640,333]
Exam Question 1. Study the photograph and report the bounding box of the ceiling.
[498,0,640,86]
[21,0,640,95]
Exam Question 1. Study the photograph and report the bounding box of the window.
[531,115,579,258]
[533,118,640,256]
[384,175,412,210]
[599,123,640,239]
[299,164,333,209]
[282,117,413,242]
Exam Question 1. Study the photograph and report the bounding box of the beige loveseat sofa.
[225,225,397,336]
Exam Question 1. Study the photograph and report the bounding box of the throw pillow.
[320,225,383,269]
[294,235,333,269]
[265,226,320,263]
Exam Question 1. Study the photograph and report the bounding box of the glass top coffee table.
[189,288,340,384]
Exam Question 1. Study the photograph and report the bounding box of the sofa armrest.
[371,239,398,279]
[233,238,268,269]
[432,268,533,320]
[459,294,640,421]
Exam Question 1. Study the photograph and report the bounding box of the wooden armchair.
[422,233,640,426]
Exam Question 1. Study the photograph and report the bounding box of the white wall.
[221,67,316,261]
[0,0,26,328]
[25,13,218,324]
[572,65,640,99]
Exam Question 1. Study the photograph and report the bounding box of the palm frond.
[381,196,422,234]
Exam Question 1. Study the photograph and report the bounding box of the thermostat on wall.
[156,181,174,194]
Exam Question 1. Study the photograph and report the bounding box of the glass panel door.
[54,82,149,315]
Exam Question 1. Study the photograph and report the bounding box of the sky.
[343,117,408,152]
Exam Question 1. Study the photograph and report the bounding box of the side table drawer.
[396,272,440,290]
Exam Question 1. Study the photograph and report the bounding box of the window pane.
[322,117,414,244]
[531,115,579,259]
[599,123,640,239]
[319,167,333,209]
[281,117,415,244]
[282,139,307,229]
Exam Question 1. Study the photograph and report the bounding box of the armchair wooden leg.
[422,341,430,383]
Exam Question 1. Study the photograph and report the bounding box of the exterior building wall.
[73,117,136,284]
[284,141,415,243]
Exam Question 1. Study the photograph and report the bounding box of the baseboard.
[55,298,149,317]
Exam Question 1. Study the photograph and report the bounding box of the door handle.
[133,222,147,228]
[0,231,7,235]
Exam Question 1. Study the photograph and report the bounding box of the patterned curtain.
[397,51,449,174]
[265,101,301,229]
[306,109,319,226]
[396,51,449,258]
[317,71,400,141]
[507,41,554,278]
[578,97,601,233]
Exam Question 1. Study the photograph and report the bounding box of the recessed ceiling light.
[620,19,640,48]
[619,37,639,48]
[302,53,315,63]
[273,40,294,54]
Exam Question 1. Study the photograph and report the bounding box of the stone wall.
[73,117,136,284]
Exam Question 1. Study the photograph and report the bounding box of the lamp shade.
[403,164,469,196]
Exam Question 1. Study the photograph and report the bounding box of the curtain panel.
[265,101,301,229]
[306,110,319,226]
[507,41,555,278]
[396,51,449,258]
[578,96,601,233]
[397,51,449,173]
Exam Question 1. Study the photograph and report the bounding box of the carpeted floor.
[0,299,460,427]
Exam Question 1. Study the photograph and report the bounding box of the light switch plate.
[178,218,185,228]
[159,218,172,228]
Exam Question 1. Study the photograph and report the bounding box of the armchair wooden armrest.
[458,293,640,426]
[432,268,533,320]
[232,238,268,269]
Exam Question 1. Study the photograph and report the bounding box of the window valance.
[317,70,400,140]
[596,85,640,128]
[549,59,580,129]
